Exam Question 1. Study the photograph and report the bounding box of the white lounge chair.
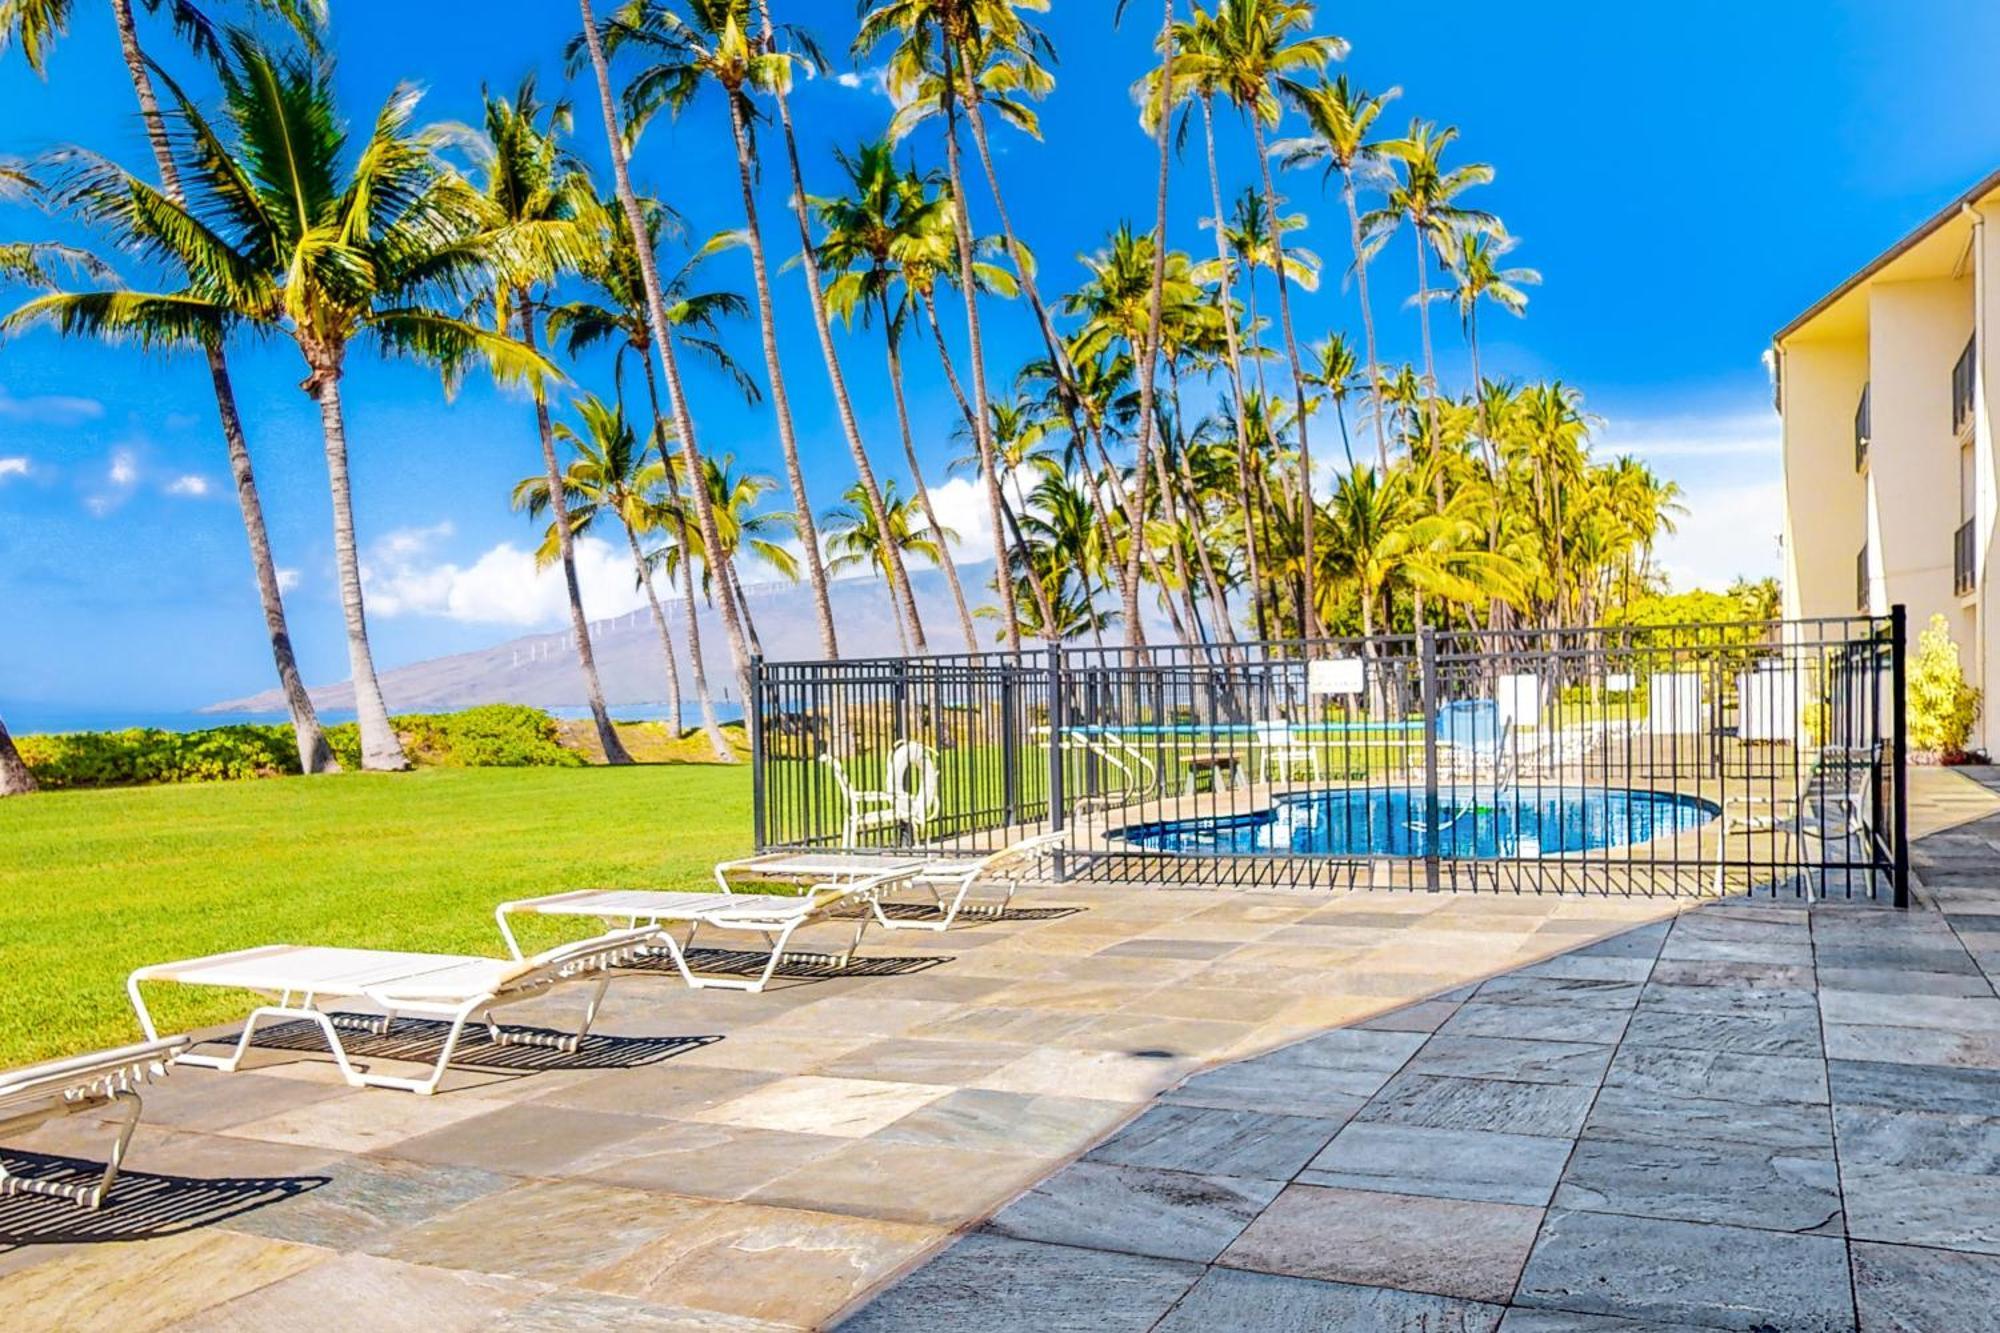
[496,864,924,993]
[127,928,655,1095]
[1714,743,1879,898]
[822,741,941,845]
[713,831,1067,933]
[0,1036,187,1209]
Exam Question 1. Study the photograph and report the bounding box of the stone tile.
[1098,938,1239,960]
[1582,1084,1833,1155]
[1084,1104,1343,1181]
[1358,1073,1597,1138]
[220,1089,511,1155]
[1155,1267,1505,1332]
[825,1037,1031,1086]
[173,1253,540,1331]
[1353,1000,1462,1034]
[223,1156,511,1251]
[1817,966,1994,998]
[1638,980,1817,1014]
[1438,1002,1632,1045]
[1647,959,1816,990]
[1303,1121,1572,1206]
[834,1232,1200,1332]
[1496,1312,1712,1331]
[689,1075,950,1138]
[1837,1105,2000,1252]
[751,1139,1045,1225]
[778,996,964,1040]
[1406,1035,1615,1087]
[1564,926,1670,960]
[1617,1007,1822,1057]
[376,1179,716,1284]
[905,1004,1097,1046]
[112,1069,350,1135]
[1657,936,1815,967]
[873,1088,1122,1156]
[1553,1137,1841,1231]
[1064,1013,1257,1058]
[985,1160,1280,1263]
[1823,1021,2000,1068]
[972,1046,1194,1101]
[573,1119,844,1201]
[1511,954,1656,983]
[1221,1183,1542,1304]
[1603,1045,1828,1106]
[496,1288,794,1331]
[1814,943,1983,974]
[1829,1057,2000,1113]
[1514,1208,1853,1330]
[1851,1239,2000,1333]
[1162,1059,1376,1116]
[0,1227,327,1331]
[385,1104,661,1177]
[578,1202,943,1326]
[1821,990,2000,1032]
[1115,984,1297,1024]
[671,1030,876,1075]
[527,1063,780,1118]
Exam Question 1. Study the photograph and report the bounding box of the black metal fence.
[752,610,1910,903]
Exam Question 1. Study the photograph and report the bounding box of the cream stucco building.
[1776,168,2000,751]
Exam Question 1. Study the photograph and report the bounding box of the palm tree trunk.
[882,301,977,650]
[0,714,35,796]
[521,304,631,764]
[920,290,1058,636]
[1121,0,1175,652]
[1251,117,1317,640]
[1415,233,1441,449]
[641,353,731,760]
[308,361,408,771]
[110,0,334,774]
[1199,96,1266,648]
[726,555,764,658]
[620,517,684,737]
[1342,169,1390,471]
[936,78,1022,653]
[579,1,755,716]
[721,90,839,659]
[758,12,927,656]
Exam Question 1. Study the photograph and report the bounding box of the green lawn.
[0,765,752,1067]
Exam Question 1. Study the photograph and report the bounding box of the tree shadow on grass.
[0,1155,325,1247]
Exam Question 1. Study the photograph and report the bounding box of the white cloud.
[1597,407,1784,591]
[835,71,865,89]
[108,450,137,487]
[275,567,301,593]
[0,456,26,481]
[361,522,650,627]
[165,474,210,497]
[0,386,102,426]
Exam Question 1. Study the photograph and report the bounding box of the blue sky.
[5,0,2000,717]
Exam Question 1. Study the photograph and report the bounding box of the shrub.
[1908,614,1981,759]
[23,705,583,789]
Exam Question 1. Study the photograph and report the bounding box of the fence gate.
[752,611,1909,903]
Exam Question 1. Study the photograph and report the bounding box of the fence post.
[749,653,766,851]
[1891,604,1910,908]
[1047,644,1068,882]
[1420,627,1441,892]
[1002,664,1020,829]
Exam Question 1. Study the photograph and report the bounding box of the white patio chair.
[497,863,925,993]
[821,741,941,846]
[866,831,1069,933]
[127,928,656,1095]
[0,1036,187,1209]
[1713,743,1879,898]
[1253,721,1321,784]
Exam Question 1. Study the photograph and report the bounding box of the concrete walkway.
[839,768,2000,1330]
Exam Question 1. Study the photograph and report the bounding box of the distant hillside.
[205,563,1010,716]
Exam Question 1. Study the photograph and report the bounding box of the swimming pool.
[1109,785,1720,860]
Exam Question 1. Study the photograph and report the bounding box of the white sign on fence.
[1308,656,1366,696]
[1497,673,1545,729]
[1737,668,1800,744]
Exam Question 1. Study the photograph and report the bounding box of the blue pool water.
[1110,785,1720,860]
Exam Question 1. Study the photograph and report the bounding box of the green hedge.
[21,704,584,789]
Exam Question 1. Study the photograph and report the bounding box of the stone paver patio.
[4,768,1999,1330]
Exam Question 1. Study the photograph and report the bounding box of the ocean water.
[3,702,742,738]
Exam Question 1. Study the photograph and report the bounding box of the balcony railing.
[1855,383,1871,470]
[1953,336,1976,438]
[1957,518,1977,596]
[1857,545,1870,612]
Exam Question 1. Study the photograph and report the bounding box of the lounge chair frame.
[127,929,655,1096]
[0,1036,188,1209]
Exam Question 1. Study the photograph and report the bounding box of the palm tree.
[856,0,1030,650]
[2,0,336,774]
[813,140,979,650]
[1202,0,1346,638]
[546,199,749,760]
[462,78,632,764]
[577,0,758,714]
[1438,228,1538,474]
[1272,74,1398,468]
[14,37,553,770]
[653,455,799,657]
[822,480,956,658]
[1362,120,1498,446]
[606,0,846,657]
[0,713,34,797]
[513,393,708,745]
[1303,331,1361,471]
